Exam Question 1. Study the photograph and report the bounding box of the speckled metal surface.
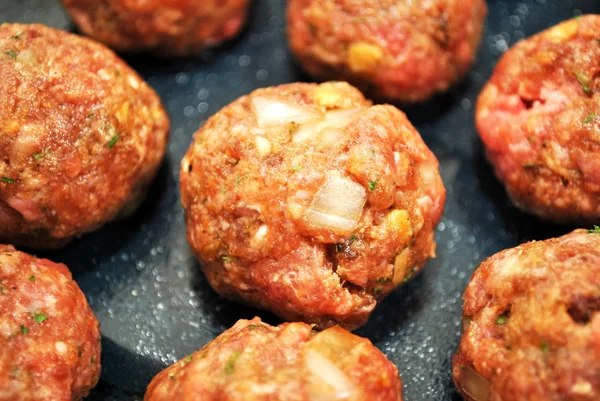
[1,1,598,400]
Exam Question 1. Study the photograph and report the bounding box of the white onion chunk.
[304,348,355,400]
[293,107,365,144]
[251,96,322,128]
[305,175,366,233]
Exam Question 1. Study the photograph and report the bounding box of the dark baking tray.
[2,1,598,400]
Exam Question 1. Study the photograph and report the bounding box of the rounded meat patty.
[0,245,101,401]
[476,16,600,222]
[180,81,445,330]
[145,317,403,401]
[452,229,600,401]
[0,24,169,249]
[60,0,251,57]
[287,0,487,103]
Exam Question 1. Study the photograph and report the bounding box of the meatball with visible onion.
[0,245,101,401]
[145,317,403,401]
[60,0,251,57]
[453,229,600,401]
[476,16,600,222]
[0,24,169,249]
[287,0,487,103]
[180,81,445,330]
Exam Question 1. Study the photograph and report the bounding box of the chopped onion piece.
[305,175,366,234]
[251,96,322,127]
[293,107,365,143]
[305,348,355,400]
[307,327,362,361]
[461,367,491,401]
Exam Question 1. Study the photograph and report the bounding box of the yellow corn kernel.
[313,83,343,108]
[347,42,383,73]
[393,248,411,285]
[545,19,579,41]
[115,102,130,125]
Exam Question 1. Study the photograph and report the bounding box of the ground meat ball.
[60,0,251,57]
[145,317,403,401]
[287,0,487,103]
[0,24,169,249]
[476,16,600,223]
[180,81,445,330]
[452,229,600,401]
[0,245,101,401]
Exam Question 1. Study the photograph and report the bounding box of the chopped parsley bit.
[588,225,600,234]
[540,341,550,353]
[495,313,508,325]
[522,163,536,169]
[4,50,17,59]
[370,149,376,157]
[221,255,233,263]
[349,234,358,242]
[1,176,15,184]
[292,165,302,173]
[32,312,47,323]
[183,355,193,363]
[376,277,391,284]
[247,324,262,330]
[372,286,383,295]
[32,153,44,161]
[574,71,592,95]
[12,32,24,39]
[220,187,226,195]
[224,351,241,374]
[584,113,597,124]
[368,180,378,191]
[402,269,415,283]
[86,113,95,120]
[20,325,29,335]
[108,135,119,148]
[459,365,466,370]
[29,275,35,282]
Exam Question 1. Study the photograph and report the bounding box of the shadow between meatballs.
[38,158,175,273]
[189,259,284,329]
[470,140,577,243]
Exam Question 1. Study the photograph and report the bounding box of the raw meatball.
[0,24,169,249]
[0,245,101,401]
[476,16,600,222]
[287,0,487,103]
[180,81,445,329]
[453,229,600,401]
[61,0,251,57]
[145,317,403,401]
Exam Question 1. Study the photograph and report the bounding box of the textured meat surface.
[453,229,600,401]
[180,81,445,329]
[144,317,403,401]
[0,245,101,401]
[287,0,487,103]
[61,0,251,57]
[476,15,600,222]
[0,24,169,249]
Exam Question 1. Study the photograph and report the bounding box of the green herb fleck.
[376,277,391,284]
[221,255,233,263]
[220,187,226,195]
[402,269,415,283]
[574,71,592,95]
[32,153,44,161]
[29,275,35,282]
[224,351,241,374]
[370,149,376,157]
[368,180,378,191]
[540,341,550,353]
[584,113,597,124]
[495,313,508,325]
[183,355,193,363]
[108,135,119,148]
[248,324,262,330]
[459,365,466,370]
[20,325,29,335]
[4,50,17,59]
[588,225,600,234]
[12,32,24,39]
[292,165,302,173]
[1,177,15,184]
[372,286,383,295]
[33,312,47,323]
[86,113,95,120]
[349,234,358,242]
